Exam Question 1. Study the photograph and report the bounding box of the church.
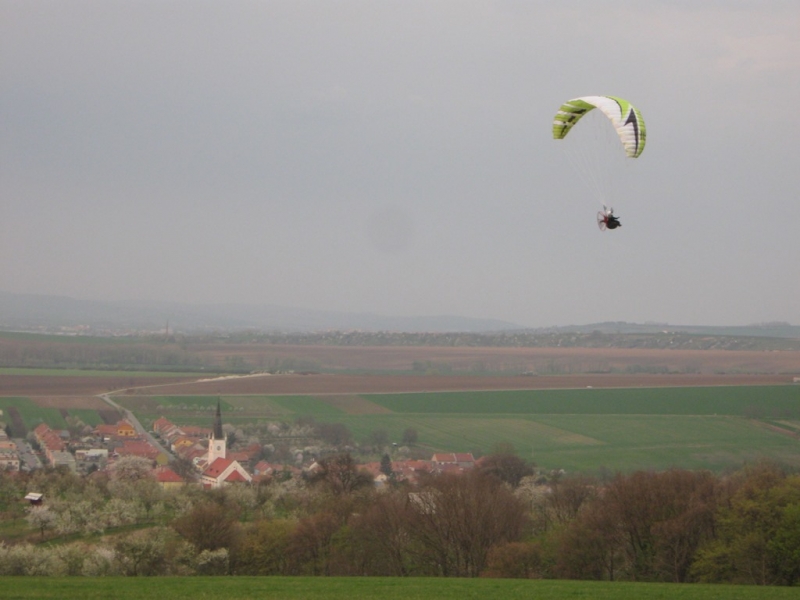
[200,402,252,488]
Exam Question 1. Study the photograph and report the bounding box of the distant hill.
[1,292,797,342]
[0,291,521,334]
[528,321,800,339]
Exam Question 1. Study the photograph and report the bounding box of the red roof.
[203,457,233,477]
[118,440,159,459]
[95,424,119,436]
[181,425,212,437]
[33,423,51,436]
[154,466,183,483]
[224,469,248,483]
[432,453,456,463]
[152,417,174,432]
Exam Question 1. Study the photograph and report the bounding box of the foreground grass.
[2,577,799,600]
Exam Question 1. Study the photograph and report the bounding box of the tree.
[315,423,353,448]
[536,474,597,531]
[26,505,57,539]
[349,490,416,576]
[114,528,175,576]
[484,541,545,578]
[289,512,341,575]
[402,427,418,445]
[476,453,534,488]
[554,469,719,582]
[109,455,154,482]
[380,454,393,478]
[406,470,528,577]
[369,428,389,450]
[308,453,373,496]
[238,519,295,575]
[692,465,800,585]
[170,456,197,481]
[173,501,241,553]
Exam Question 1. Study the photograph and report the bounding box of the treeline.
[217,330,800,351]
[1,456,800,584]
[0,339,207,371]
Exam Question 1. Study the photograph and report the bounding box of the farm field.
[111,385,800,473]
[2,344,798,473]
[162,342,800,374]
[3,576,800,600]
[138,372,794,396]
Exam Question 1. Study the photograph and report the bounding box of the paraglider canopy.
[552,95,645,231]
[553,95,646,158]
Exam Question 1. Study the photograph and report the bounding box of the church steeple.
[213,400,224,439]
[208,400,226,463]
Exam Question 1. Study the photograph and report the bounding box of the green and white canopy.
[553,95,646,158]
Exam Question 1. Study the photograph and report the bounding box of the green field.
[112,385,800,473]
[362,386,800,416]
[0,397,68,430]
[2,576,799,600]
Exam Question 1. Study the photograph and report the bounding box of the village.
[1,404,479,492]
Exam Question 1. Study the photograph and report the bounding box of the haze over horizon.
[3,2,799,329]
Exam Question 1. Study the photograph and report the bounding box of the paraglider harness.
[597,207,621,231]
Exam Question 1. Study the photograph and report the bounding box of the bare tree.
[307,453,373,496]
[406,470,528,577]
[172,501,241,553]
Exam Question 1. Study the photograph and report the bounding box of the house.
[201,457,252,488]
[116,421,137,438]
[431,453,475,471]
[75,448,109,461]
[24,492,44,506]
[153,466,185,490]
[116,440,165,463]
[95,420,137,440]
[152,417,178,436]
[0,448,20,471]
[170,436,196,454]
[50,450,76,472]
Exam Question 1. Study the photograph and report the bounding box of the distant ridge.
[524,321,800,339]
[0,291,521,334]
[0,292,797,339]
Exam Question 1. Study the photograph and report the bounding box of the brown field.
[1,345,798,398]
[0,375,201,396]
[190,344,800,374]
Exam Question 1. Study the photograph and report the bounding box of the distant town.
[2,403,479,491]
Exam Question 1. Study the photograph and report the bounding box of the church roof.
[203,457,233,478]
[224,469,248,483]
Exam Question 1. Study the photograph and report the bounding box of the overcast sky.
[2,1,799,328]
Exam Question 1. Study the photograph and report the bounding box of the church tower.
[208,400,227,464]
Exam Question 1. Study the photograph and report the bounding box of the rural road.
[98,392,174,461]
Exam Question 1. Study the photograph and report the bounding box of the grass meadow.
[3,576,800,600]
[107,385,800,473]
